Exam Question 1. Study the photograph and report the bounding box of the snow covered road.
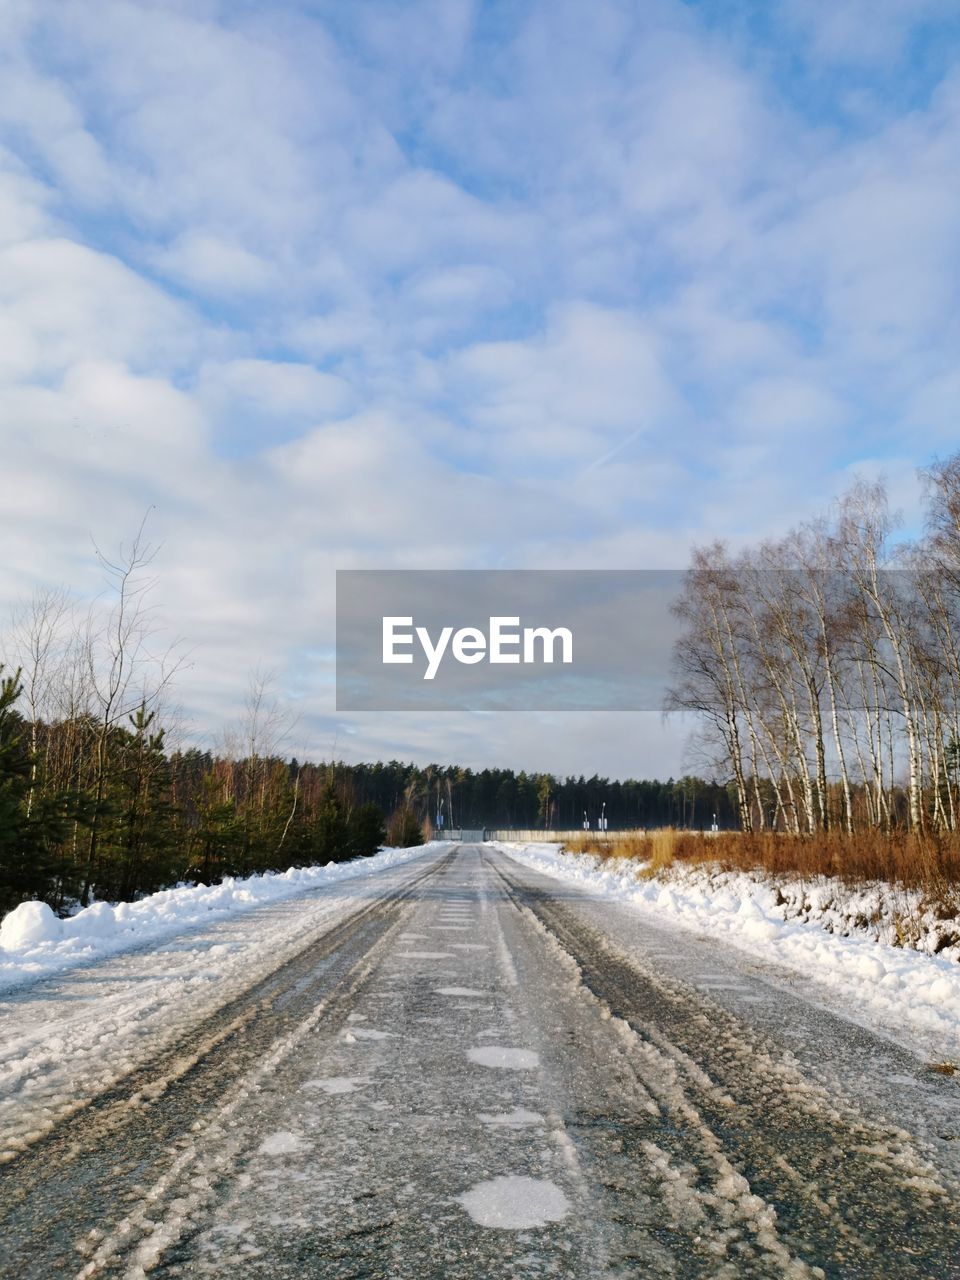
[1,844,958,1278]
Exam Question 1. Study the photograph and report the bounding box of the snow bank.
[0,900,64,949]
[0,844,438,990]
[494,842,960,1055]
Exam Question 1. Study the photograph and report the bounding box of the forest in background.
[0,657,732,914]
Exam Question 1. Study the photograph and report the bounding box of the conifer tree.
[313,779,349,862]
[0,666,75,912]
[350,802,386,857]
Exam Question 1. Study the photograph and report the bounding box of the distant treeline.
[0,657,735,915]
[335,760,735,834]
[0,676,400,916]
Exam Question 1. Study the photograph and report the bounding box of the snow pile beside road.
[0,844,437,989]
[494,842,960,1053]
[753,874,960,959]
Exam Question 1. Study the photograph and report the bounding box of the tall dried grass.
[562,828,960,911]
[563,829,680,869]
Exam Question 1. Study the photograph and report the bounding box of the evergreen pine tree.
[313,779,349,862]
[0,666,74,912]
[349,802,386,857]
[190,772,243,883]
[114,703,176,898]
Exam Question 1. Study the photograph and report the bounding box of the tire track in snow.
[158,848,608,1279]
[0,852,441,1160]
[489,851,960,1278]
[0,852,456,1279]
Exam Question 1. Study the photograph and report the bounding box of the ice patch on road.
[436,987,488,997]
[343,1028,395,1042]
[467,1046,539,1070]
[258,1130,303,1156]
[478,1107,544,1128]
[455,1175,569,1229]
[395,951,453,960]
[303,1077,370,1095]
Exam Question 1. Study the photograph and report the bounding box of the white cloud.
[198,359,353,426]
[344,169,535,274]
[0,0,957,778]
[783,0,955,65]
[0,237,195,377]
[448,303,677,472]
[405,264,513,312]
[290,310,380,359]
[153,233,277,297]
[0,51,111,207]
[764,79,960,362]
[0,149,55,246]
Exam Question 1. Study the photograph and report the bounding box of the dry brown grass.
[563,829,680,868]
[563,827,960,911]
[677,829,960,894]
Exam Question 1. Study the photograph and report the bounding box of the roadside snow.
[0,847,447,1162]
[494,842,960,1056]
[0,844,438,991]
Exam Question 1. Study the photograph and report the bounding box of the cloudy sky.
[1,0,958,779]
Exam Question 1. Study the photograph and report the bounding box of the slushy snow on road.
[492,841,960,1057]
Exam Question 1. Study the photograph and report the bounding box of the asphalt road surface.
[1,844,958,1278]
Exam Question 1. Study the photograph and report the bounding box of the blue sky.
[0,0,958,777]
